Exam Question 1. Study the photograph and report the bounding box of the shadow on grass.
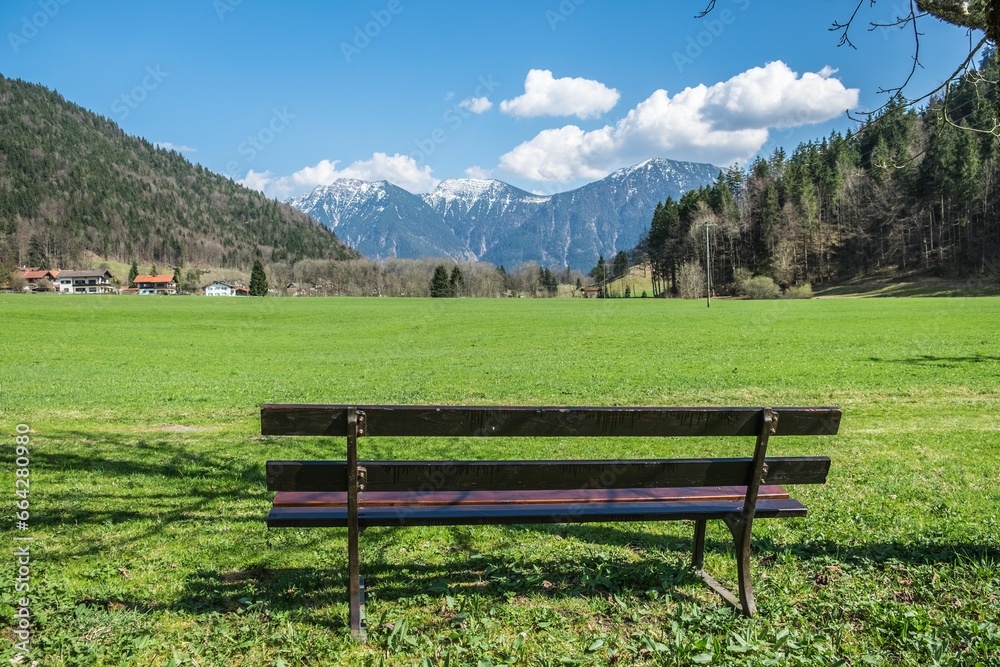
[869,354,1000,367]
[533,522,1000,569]
[166,519,1000,632]
[33,429,271,558]
[170,543,707,632]
[816,279,1000,298]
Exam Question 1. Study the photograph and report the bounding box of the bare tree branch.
[873,2,925,102]
[695,1,717,19]
[696,1,998,129]
[830,0,874,49]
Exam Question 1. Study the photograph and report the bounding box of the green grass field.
[1,294,998,666]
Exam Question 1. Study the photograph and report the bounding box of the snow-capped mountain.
[423,179,553,262]
[288,158,721,269]
[288,179,474,261]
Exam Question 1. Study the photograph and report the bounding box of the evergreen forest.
[635,49,1000,296]
[0,75,355,272]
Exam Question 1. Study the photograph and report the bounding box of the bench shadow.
[167,521,1000,629]
[170,545,708,632]
[514,522,1000,569]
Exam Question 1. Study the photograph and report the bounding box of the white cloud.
[498,126,616,183]
[464,165,493,179]
[239,169,273,193]
[459,96,493,114]
[700,62,857,130]
[498,61,858,184]
[500,69,620,119]
[238,152,441,199]
[156,141,197,153]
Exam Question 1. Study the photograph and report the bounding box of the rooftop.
[134,274,175,284]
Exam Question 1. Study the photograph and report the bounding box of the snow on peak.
[423,178,552,210]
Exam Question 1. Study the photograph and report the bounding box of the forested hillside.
[0,75,355,271]
[636,49,1000,295]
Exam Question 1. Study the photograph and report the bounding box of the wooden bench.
[262,404,841,639]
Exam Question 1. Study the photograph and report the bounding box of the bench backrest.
[262,405,841,438]
[263,405,841,494]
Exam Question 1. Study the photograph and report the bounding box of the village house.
[202,281,248,296]
[134,274,177,295]
[54,269,116,294]
[284,282,320,296]
[18,268,60,292]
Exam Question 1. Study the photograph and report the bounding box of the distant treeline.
[633,48,1000,296]
[267,258,589,297]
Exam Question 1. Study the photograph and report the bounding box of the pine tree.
[613,250,628,279]
[541,267,557,294]
[590,256,607,297]
[646,199,681,296]
[249,259,268,296]
[127,261,138,287]
[448,266,464,297]
[430,265,450,297]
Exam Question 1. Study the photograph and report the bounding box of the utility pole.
[704,222,714,308]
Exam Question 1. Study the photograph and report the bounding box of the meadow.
[1,294,998,666]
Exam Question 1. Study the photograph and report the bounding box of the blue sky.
[1,0,984,198]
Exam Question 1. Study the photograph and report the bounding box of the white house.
[202,281,247,296]
[55,269,116,294]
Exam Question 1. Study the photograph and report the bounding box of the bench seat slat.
[273,485,792,507]
[266,457,831,492]
[267,497,808,528]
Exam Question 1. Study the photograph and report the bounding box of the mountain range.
[288,158,721,270]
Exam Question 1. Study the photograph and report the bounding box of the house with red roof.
[18,268,60,292]
[134,274,177,295]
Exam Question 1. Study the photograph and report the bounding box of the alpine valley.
[288,158,721,270]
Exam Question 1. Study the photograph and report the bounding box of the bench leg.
[349,573,367,641]
[698,407,771,617]
[693,517,756,617]
[725,516,756,617]
[692,519,707,570]
[348,536,367,640]
[346,407,367,641]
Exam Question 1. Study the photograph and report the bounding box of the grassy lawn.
[1,294,998,666]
